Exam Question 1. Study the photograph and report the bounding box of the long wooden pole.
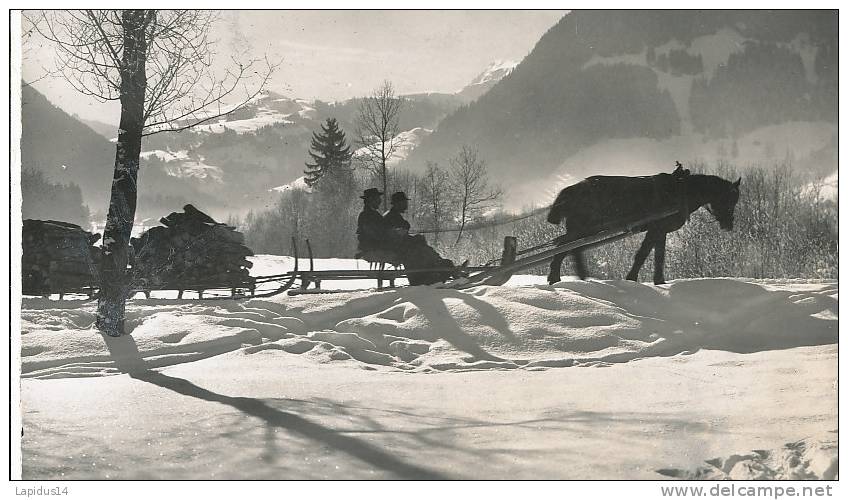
[445,208,681,289]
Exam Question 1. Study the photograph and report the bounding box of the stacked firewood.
[130,204,254,289]
[22,219,101,295]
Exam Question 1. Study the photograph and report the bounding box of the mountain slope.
[20,59,541,221]
[457,59,518,102]
[21,84,116,209]
[403,10,837,198]
[21,84,233,222]
[124,62,514,219]
[79,116,118,139]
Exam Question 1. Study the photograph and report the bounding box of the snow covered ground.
[17,256,837,479]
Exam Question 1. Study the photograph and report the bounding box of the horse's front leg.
[653,233,667,285]
[626,231,656,282]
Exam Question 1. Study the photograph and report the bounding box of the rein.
[412,205,551,235]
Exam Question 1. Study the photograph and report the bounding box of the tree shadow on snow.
[101,333,447,479]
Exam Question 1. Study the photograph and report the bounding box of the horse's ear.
[733,177,741,188]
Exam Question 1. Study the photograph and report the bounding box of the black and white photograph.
[8,5,840,489]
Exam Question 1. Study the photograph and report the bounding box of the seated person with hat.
[356,188,396,263]
[383,191,466,285]
[383,191,414,238]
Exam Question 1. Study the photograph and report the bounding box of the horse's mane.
[687,173,735,194]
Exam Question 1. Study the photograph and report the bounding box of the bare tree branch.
[85,10,122,68]
[354,80,405,210]
[449,145,503,244]
[142,56,279,136]
[25,9,278,130]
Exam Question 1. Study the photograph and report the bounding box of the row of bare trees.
[461,160,838,281]
[296,78,502,247]
[241,142,502,258]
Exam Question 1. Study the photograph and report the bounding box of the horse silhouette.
[546,165,740,285]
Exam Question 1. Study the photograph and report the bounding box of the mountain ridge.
[402,10,837,205]
[21,59,518,221]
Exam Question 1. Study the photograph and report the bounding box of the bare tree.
[449,146,502,244]
[355,80,404,211]
[25,10,276,336]
[420,161,450,244]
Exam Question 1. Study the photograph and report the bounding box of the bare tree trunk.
[96,10,149,336]
[355,81,402,212]
[432,197,441,245]
[380,139,388,211]
[30,10,274,336]
[448,146,502,246]
[455,191,469,245]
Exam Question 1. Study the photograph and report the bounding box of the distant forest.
[21,169,90,227]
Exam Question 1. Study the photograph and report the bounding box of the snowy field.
[17,256,838,479]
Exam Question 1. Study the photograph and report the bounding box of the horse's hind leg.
[626,232,656,282]
[572,250,588,280]
[548,252,566,285]
[652,233,667,285]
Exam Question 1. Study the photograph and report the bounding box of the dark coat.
[356,208,387,252]
[383,209,411,232]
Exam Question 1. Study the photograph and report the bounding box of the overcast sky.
[22,10,565,123]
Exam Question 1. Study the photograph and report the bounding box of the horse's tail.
[547,186,574,225]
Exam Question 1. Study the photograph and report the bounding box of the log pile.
[22,219,101,295]
[130,204,254,290]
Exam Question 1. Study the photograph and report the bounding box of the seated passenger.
[383,191,418,242]
[356,188,391,258]
[383,191,464,285]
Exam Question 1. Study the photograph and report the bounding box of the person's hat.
[391,191,410,203]
[360,188,384,199]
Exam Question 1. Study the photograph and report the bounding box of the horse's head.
[708,177,741,230]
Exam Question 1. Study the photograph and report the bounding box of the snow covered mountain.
[352,127,433,168]
[188,91,318,135]
[457,59,518,101]
[22,56,518,221]
[134,93,448,218]
[270,175,311,194]
[129,62,511,216]
[404,10,837,209]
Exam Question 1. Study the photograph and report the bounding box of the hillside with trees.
[21,84,115,209]
[404,10,837,187]
[21,169,90,227]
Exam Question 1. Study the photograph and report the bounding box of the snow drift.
[658,431,838,480]
[21,275,837,378]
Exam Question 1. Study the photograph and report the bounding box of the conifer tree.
[304,118,353,187]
